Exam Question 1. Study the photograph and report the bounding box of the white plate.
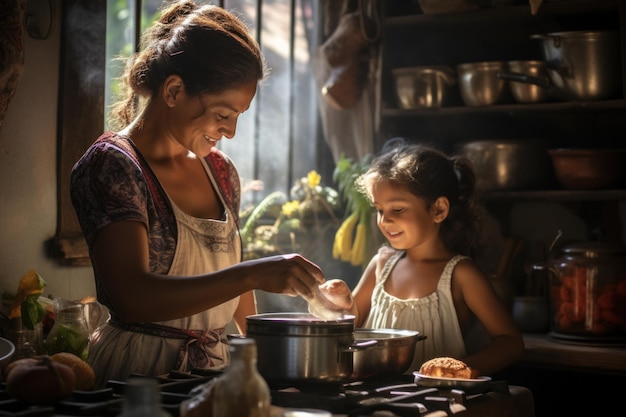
[413,372,492,391]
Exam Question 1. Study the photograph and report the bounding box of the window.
[52,0,333,265]
[105,0,324,210]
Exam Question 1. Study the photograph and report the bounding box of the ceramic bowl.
[548,148,626,190]
[0,336,16,369]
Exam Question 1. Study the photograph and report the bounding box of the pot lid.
[561,242,626,258]
[246,312,355,336]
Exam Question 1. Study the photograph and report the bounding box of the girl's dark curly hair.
[356,139,483,258]
[109,0,268,129]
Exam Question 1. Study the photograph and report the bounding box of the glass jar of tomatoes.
[534,242,626,341]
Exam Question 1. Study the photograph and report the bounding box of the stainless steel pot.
[459,139,554,191]
[352,329,426,379]
[497,60,553,104]
[457,61,513,107]
[530,30,622,101]
[246,313,426,383]
[246,313,375,383]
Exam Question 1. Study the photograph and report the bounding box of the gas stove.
[0,369,533,417]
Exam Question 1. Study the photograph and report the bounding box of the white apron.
[87,158,241,388]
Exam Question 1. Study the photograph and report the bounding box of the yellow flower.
[281,200,300,218]
[307,170,321,188]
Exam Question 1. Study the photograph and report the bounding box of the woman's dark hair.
[355,140,483,258]
[109,0,268,129]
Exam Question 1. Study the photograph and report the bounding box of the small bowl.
[0,336,16,369]
[548,148,626,190]
[457,61,512,107]
[392,66,456,109]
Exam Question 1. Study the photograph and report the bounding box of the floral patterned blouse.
[70,131,241,312]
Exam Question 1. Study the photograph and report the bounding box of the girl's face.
[169,80,258,156]
[371,180,441,251]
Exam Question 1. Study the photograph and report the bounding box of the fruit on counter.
[51,352,95,391]
[5,355,76,404]
[4,357,39,380]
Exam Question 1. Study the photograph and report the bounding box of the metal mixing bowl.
[457,61,512,107]
[459,139,554,191]
[392,66,456,109]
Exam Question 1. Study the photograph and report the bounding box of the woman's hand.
[244,253,325,299]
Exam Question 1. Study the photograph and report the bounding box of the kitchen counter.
[520,333,626,375]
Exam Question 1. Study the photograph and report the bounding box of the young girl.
[322,141,524,376]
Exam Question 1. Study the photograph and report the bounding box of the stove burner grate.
[0,371,505,417]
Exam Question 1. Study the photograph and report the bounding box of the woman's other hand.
[244,253,325,299]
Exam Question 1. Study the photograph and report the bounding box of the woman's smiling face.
[169,79,258,156]
[371,180,440,251]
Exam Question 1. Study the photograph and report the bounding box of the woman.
[70,0,324,388]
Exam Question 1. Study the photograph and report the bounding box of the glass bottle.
[117,378,172,417]
[45,304,90,360]
[212,338,271,417]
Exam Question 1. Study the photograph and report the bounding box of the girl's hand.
[318,279,353,310]
[306,279,353,320]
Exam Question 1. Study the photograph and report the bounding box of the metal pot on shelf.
[529,30,622,101]
[497,60,554,104]
[459,139,554,191]
[457,61,513,107]
[392,66,456,109]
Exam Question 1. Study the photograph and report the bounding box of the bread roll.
[419,357,478,379]
[50,352,96,390]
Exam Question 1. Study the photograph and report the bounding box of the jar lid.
[562,242,626,258]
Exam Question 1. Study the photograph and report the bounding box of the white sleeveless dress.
[363,252,468,373]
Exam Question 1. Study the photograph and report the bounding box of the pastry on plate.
[419,357,479,379]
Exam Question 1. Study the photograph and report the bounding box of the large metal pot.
[459,139,554,191]
[530,30,622,101]
[246,313,425,383]
[246,312,372,383]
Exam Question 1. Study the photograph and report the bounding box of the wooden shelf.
[481,189,626,202]
[381,99,626,117]
[520,333,626,375]
[384,0,621,26]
